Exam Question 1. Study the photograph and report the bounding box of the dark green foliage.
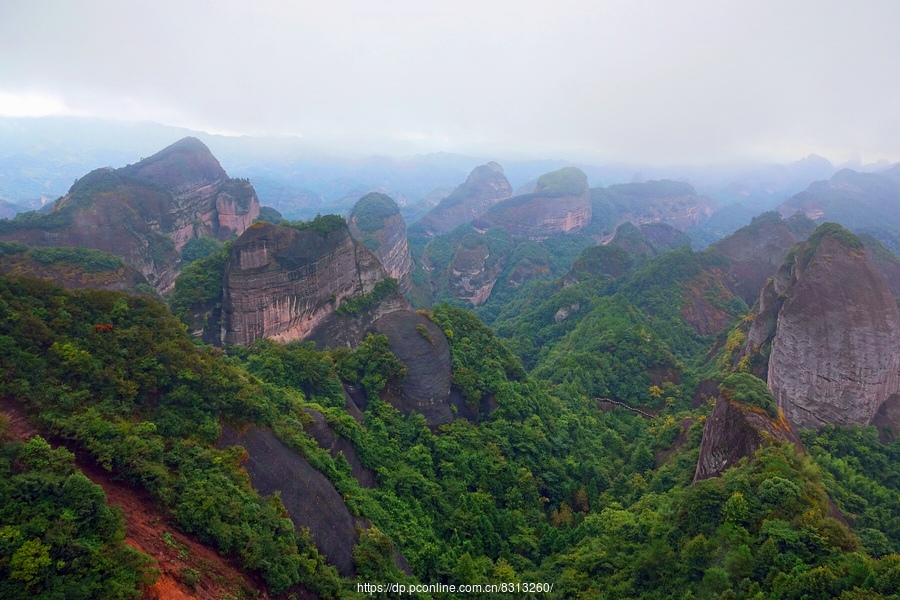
[333,333,407,399]
[533,167,588,197]
[352,193,400,233]
[28,246,125,273]
[0,276,337,594]
[720,372,779,417]
[255,205,283,224]
[169,244,229,327]
[0,240,28,258]
[179,236,222,266]
[283,213,347,236]
[337,277,399,314]
[0,436,154,598]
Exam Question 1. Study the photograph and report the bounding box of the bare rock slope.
[348,193,413,293]
[221,220,407,346]
[753,224,900,429]
[415,162,512,235]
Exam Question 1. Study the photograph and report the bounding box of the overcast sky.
[1,0,898,165]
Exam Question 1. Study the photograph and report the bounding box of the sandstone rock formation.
[221,220,407,346]
[371,310,457,426]
[478,167,591,241]
[713,211,816,306]
[348,193,414,294]
[778,168,900,253]
[752,224,900,429]
[415,162,512,235]
[217,424,360,577]
[0,137,259,292]
[586,179,714,240]
[302,407,375,487]
[694,395,801,482]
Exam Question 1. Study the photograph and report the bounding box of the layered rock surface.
[348,193,414,294]
[755,224,900,429]
[694,396,801,482]
[478,167,591,241]
[0,137,259,292]
[415,162,512,235]
[221,220,406,346]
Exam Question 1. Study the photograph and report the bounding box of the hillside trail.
[0,397,264,600]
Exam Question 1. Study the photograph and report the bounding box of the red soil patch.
[0,398,264,600]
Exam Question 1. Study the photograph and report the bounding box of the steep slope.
[694,374,801,482]
[586,179,714,239]
[348,192,414,294]
[609,221,692,257]
[752,224,900,429]
[778,168,900,252]
[221,218,407,346]
[477,167,591,240]
[0,137,259,292]
[712,211,816,305]
[414,162,512,235]
[0,242,149,292]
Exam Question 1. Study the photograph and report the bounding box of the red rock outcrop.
[348,193,414,294]
[0,137,259,293]
[756,224,900,429]
[415,162,512,235]
[478,167,591,241]
[221,221,407,346]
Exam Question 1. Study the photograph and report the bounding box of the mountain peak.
[121,136,227,191]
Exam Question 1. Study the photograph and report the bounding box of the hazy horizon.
[2,1,900,166]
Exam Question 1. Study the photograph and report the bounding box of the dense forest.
[2,227,899,598]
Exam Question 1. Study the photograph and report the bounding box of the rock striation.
[415,162,512,235]
[751,224,900,429]
[221,220,407,346]
[348,193,414,294]
[0,137,259,292]
[477,167,591,241]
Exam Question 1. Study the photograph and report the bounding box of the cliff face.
[713,212,816,306]
[217,425,360,577]
[416,162,512,235]
[0,137,259,293]
[478,167,591,241]
[348,193,414,294]
[694,396,801,483]
[587,179,714,240]
[759,225,900,429]
[221,221,405,346]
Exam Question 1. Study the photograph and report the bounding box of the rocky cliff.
[713,211,816,306]
[752,224,900,429]
[221,219,407,346]
[778,168,900,253]
[348,193,414,294]
[0,242,149,292]
[477,167,591,241]
[694,394,801,483]
[415,162,512,235]
[586,179,714,240]
[0,137,259,292]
